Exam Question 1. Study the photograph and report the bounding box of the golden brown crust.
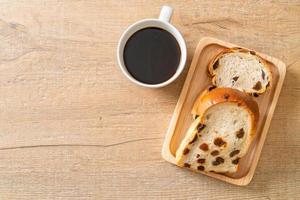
[192,87,259,137]
[207,47,272,94]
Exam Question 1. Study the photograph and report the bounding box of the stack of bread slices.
[175,48,271,174]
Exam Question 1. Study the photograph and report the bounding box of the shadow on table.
[244,68,299,191]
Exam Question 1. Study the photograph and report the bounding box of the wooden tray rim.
[161,37,286,186]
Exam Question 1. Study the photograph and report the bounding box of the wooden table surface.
[0,1,299,199]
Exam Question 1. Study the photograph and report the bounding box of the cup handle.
[159,6,173,23]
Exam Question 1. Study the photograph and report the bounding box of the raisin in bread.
[176,88,259,173]
[208,48,271,95]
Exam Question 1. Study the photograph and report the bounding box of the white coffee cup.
[117,6,187,88]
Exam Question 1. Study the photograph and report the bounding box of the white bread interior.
[209,49,271,94]
[176,88,259,174]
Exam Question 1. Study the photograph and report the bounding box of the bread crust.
[192,87,259,125]
[176,88,259,173]
[208,47,272,95]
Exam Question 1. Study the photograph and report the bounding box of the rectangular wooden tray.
[161,37,286,186]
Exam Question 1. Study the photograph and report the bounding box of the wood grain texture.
[0,0,299,199]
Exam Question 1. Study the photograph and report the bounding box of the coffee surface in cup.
[123,27,181,84]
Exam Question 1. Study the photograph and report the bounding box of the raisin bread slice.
[208,48,271,95]
[176,88,259,173]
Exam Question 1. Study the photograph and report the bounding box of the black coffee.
[123,27,181,84]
